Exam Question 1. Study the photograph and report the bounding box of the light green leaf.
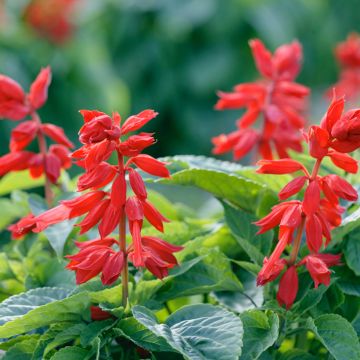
[223,201,272,265]
[0,171,44,196]
[239,310,279,360]
[0,287,90,338]
[278,349,317,360]
[2,337,39,360]
[332,207,360,243]
[133,304,243,360]
[307,314,360,360]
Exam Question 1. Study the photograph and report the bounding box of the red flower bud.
[277,266,298,309]
[28,67,51,110]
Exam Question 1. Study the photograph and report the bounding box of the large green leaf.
[307,314,360,360]
[0,287,90,338]
[0,171,44,196]
[239,310,279,360]
[132,304,243,360]
[153,248,243,304]
[332,207,360,243]
[114,317,174,352]
[157,156,275,213]
[2,337,39,360]
[49,346,90,360]
[344,229,360,276]
[223,201,272,265]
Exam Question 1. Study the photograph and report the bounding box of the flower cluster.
[212,39,310,161]
[0,67,73,187]
[10,109,183,285]
[24,0,77,44]
[328,33,360,102]
[254,96,360,309]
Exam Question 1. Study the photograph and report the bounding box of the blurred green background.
[0,0,359,167]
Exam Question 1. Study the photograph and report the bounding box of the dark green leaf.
[133,304,243,360]
[307,314,360,360]
[278,349,317,360]
[344,229,360,276]
[49,346,89,360]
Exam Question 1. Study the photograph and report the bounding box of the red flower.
[24,0,78,44]
[277,266,298,309]
[8,214,36,239]
[300,254,341,288]
[213,39,309,161]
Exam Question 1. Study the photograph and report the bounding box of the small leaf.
[2,337,39,360]
[49,346,89,360]
[278,349,317,360]
[0,171,44,196]
[307,314,360,360]
[239,310,279,360]
[133,304,243,360]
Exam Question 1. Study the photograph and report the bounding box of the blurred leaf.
[332,207,360,244]
[344,229,360,276]
[307,314,360,360]
[132,304,244,360]
[278,349,317,360]
[0,171,44,196]
[2,337,39,360]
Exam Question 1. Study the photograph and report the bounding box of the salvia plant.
[0,36,358,360]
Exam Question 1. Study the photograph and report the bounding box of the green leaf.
[213,270,263,313]
[158,156,275,213]
[133,304,243,360]
[307,314,360,360]
[278,349,317,360]
[332,207,360,243]
[0,198,26,230]
[153,248,242,304]
[344,229,360,276]
[239,310,279,360]
[0,287,90,338]
[223,201,272,265]
[114,317,174,352]
[2,337,39,360]
[80,319,114,347]
[0,171,44,196]
[49,346,89,360]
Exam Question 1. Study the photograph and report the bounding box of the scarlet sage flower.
[213,39,310,161]
[0,67,74,207]
[254,97,359,309]
[16,108,182,306]
[23,0,78,44]
[327,33,360,102]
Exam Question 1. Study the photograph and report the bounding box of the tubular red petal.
[121,109,158,135]
[305,214,323,253]
[128,168,147,199]
[130,154,170,178]
[256,158,307,175]
[10,121,39,151]
[111,174,127,208]
[278,176,307,200]
[76,199,110,234]
[101,251,124,285]
[44,153,61,184]
[98,204,122,238]
[28,66,51,110]
[277,266,298,309]
[249,39,273,78]
[304,256,331,288]
[328,151,358,173]
[142,200,169,232]
[302,180,321,216]
[323,174,358,201]
[41,124,74,148]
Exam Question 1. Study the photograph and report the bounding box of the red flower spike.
[61,191,107,218]
[101,251,125,285]
[130,154,170,178]
[0,75,29,120]
[110,175,127,208]
[303,255,331,288]
[278,176,307,200]
[77,163,117,191]
[256,159,307,175]
[128,168,147,199]
[277,266,298,309]
[328,151,358,173]
[121,109,158,135]
[28,67,51,110]
[142,199,169,232]
[322,175,358,201]
[98,204,122,239]
[305,214,323,253]
[214,39,309,161]
[41,124,74,148]
[10,121,39,151]
[302,180,321,216]
[76,199,110,235]
[8,214,36,239]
